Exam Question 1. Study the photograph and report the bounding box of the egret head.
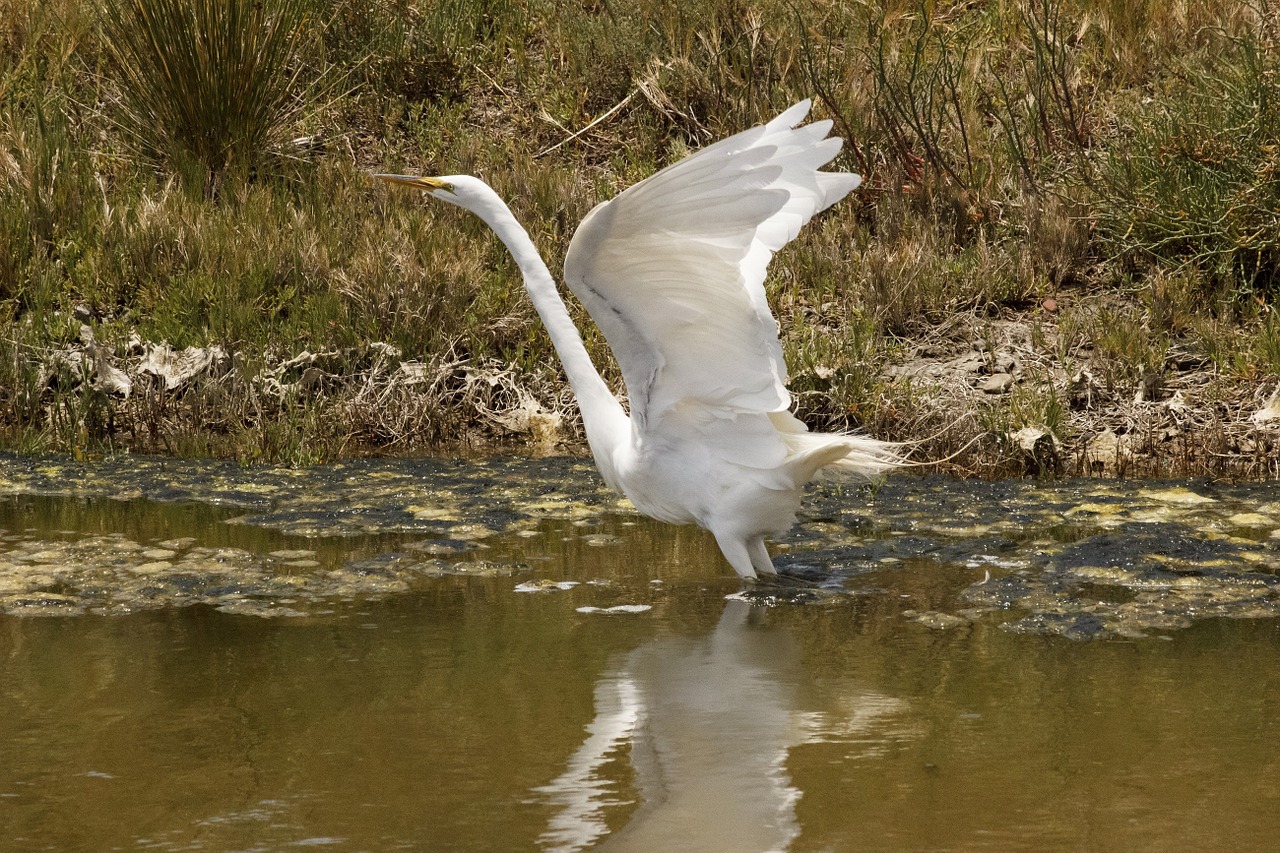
[375,173,496,217]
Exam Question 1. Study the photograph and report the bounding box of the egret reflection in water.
[535,598,913,851]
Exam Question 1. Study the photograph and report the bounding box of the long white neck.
[464,185,629,471]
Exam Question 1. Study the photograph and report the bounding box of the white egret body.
[379,100,900,578]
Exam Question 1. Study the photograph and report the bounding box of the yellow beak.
[374,174,454,193]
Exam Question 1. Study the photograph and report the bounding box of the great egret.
[378,100,900,579]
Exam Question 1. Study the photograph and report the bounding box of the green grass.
[0,0,1277,468]
[1092,26,1280,290]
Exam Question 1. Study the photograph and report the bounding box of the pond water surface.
[2,454,1279,850]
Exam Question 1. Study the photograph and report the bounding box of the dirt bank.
[15,291,1278,479]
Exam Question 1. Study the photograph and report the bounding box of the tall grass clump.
[101,0,318,189]
[0,97,103,317]
[1093,26,1280,292]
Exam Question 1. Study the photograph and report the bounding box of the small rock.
[952,352,987,374]
[980,373,1014,394]
[1085,429,1129,473]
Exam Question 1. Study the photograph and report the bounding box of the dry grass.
[0,0,1277,475]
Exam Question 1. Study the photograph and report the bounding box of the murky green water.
[2,454,1279,850]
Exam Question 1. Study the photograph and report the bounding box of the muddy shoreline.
[12,301,1278,479]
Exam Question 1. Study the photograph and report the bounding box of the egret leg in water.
[378,101,900,579]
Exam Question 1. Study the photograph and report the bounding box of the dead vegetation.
[0,0,1277,477]
[11,302,1275,478]
[865,307,1280,479]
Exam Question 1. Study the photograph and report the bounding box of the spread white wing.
[562,100,860,441]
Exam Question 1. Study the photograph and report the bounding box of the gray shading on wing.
[562,100,861,438]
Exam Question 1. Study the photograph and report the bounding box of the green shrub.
[1093,29,1280,292]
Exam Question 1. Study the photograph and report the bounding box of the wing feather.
[563,100,859,443]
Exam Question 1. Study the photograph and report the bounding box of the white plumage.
[378,100,900,579]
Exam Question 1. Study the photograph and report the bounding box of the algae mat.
[0,454,1277,638]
